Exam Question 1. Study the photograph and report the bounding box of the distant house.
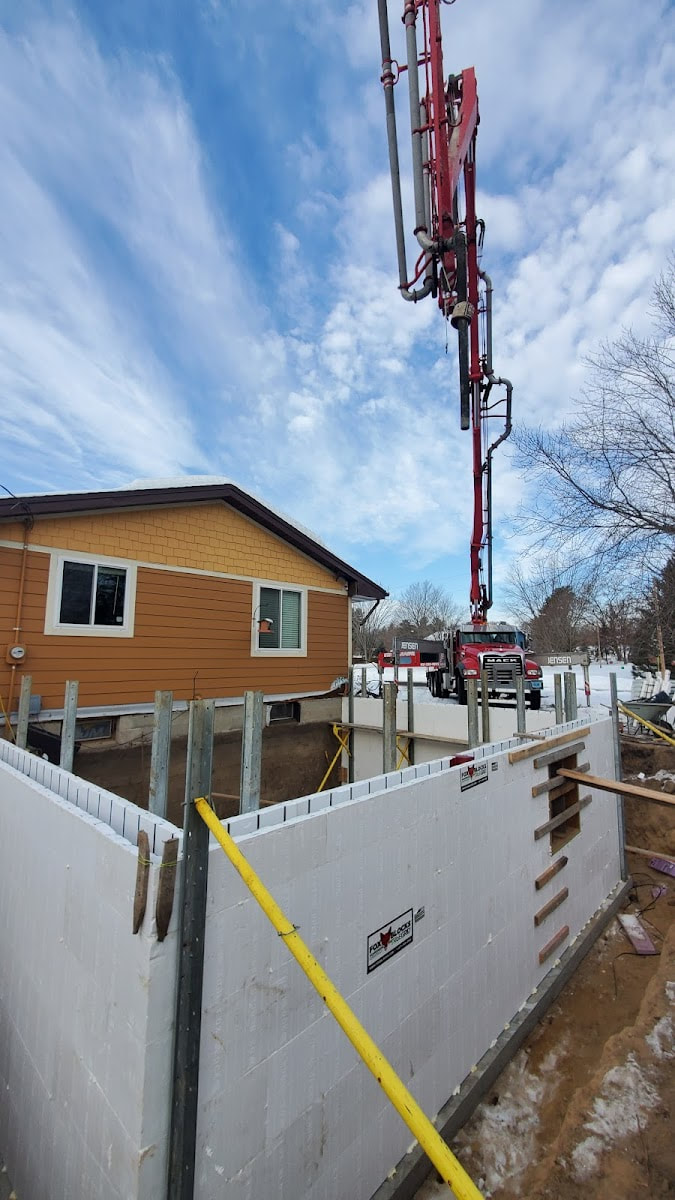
[0,479,386,726]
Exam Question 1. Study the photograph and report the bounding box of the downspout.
[5,516,32,733]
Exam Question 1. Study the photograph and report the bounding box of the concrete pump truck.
[377,0,543,709]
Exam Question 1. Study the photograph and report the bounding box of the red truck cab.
[427,622,543,709]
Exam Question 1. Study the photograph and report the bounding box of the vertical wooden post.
[467,679,479,748]
[609,673,627,881]
[383,681,397,773]
[563,672,578,721]
[582,662,591,707]
[16,674,32,750]
[554,674,564,724]
[240,690,264,813]
[149,690,173,818]
[361,667,368,698]
[515,676,526,736]
[480,669,490,744]
[168,698,214,1200]
[406,668,415,766]
[348,667,355,783]
[59,680,78,772]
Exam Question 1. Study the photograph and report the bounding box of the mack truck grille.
[481,654,523,688]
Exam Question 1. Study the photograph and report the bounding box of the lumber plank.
[534,794,591,840]
[557,768,675,807]
[533,740,586,769]
[538,924,570,965]
[535,855,569,890]
[624,844,675,864]
[508,727,590,764]
[532,763,589,797]
[534,886,569,927]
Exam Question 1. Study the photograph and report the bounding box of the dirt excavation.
[418,740,675,1200]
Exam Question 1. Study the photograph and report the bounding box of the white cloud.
[0,0,673,598]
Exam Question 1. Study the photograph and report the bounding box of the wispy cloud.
[0,1,673,601]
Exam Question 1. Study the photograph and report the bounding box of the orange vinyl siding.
[0,547,349,710]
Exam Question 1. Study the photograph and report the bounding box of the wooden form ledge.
[532,740,586,769]
[557,768,675,808]
[534,886,569,927]
[508,727,590,764]
[532,763,589,797]
[535,855,569,890]
[538,924,570,964]
[534,794,592,840]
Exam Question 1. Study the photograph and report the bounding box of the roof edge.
[0,484,388,601]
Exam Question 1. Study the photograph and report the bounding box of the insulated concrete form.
[197,715,621,1200]
[345,694,555,779]
[0,742,178,1200]
[0,715,623,1200]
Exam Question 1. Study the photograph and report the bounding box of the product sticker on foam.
[460,761,488,791]
[367,908,413,973]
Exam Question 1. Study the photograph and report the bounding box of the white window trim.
[251,580,308,658]
[44,552,137,638]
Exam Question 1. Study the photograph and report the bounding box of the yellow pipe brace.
[317,723,351,793]
[396,736,411,770]
[194,795,484,1200]
[619,702,675,747]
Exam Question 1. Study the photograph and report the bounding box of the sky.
[0,0,673,616]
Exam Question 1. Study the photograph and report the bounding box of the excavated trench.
[416,742,675,1200]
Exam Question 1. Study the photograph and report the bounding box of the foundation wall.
[0,742,178,1200]
[0,717,622,1200]
[197,715,621,1200]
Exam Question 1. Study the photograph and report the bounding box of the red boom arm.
[378,0,512,623]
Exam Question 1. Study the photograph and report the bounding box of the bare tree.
[503,555,597,637]
[396,580,463,638]
[513,259,675,576]
[351,598,398,662]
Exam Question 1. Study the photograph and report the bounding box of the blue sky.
[1,0,673,615]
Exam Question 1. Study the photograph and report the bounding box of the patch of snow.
[646,1014,674,1061]
[452,1050,556,1195]
[571,1053,660,1181]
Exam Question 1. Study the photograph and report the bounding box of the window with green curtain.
[257,586,302,650]
[281,590,301,648]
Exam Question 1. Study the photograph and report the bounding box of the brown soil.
[417,740,675,1200]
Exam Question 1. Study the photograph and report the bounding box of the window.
[45,555,136,637]
[253,583,307,656]
[267,701,301,724]
[549,752,582,852]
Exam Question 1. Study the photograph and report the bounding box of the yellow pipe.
[317,723,350,792]
[194,795,484,1200]
[619,702,675,747]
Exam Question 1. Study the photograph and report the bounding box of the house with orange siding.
[0,480,386,731]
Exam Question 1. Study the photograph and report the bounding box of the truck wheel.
[455,673,467,705]
[529,690,541,711]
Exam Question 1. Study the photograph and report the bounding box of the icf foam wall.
[0,746,179,1200]
[197,716,622,1200]
[345,694,556,780]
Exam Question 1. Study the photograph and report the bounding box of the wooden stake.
[132,830,150,934]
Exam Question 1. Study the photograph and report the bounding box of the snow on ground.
[570,1053,661,1181]
[354,660,637,714]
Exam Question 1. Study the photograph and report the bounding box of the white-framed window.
[252,582,307,657]
[45,554,137,638]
